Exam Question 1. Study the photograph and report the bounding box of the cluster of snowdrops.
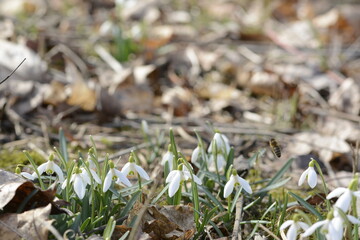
[16,127,360,240]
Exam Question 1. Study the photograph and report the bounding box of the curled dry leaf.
[0,204,52,240]
[0,169,63,214]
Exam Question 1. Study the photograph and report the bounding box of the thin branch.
[0,58,26,85]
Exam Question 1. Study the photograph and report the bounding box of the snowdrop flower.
[64,167,91,199]
[302,210,360,240]
[326,178,360,214]
[208,154,227,172]
[103,160,132,192]
[161,145,175,170]
[224,169,252,198]
[208,132,230,155]
[141,120,149,135]
[83,166,101,185]
[16,165,36,180]
[121,154,150,180]
[191,146,200,164]
[280,216,309,240]
[32,154,64,182]
[165,164,202,197]
[298,160,317,188]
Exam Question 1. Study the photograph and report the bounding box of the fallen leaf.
[0,169,63,214]
[0,204,52,240]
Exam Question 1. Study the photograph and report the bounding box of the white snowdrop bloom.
[141,120,149,134]
[280,219,309,240]
[103,161,132,192]
[208,154,227,172]
[161,149,175,170]
[20,172,36,180]
[327,187,360,214]
[32,155,64,183]
[121,157,150,181]
[298,165,317,189]
[165,167,202,197]
[70,167,91,199]
[302,210,360,240]
[224,170,252,198]
[191,146,200,164]
[208,133,230,155]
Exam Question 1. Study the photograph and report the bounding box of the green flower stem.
[173,183,182,205]
[313,159,331,210]
[23,151,45,190]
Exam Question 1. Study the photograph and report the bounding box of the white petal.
[90,169,102,184]
[61,180,67,189]
[168,172,181,197]
[298,222,309,231]
[114,169,132,187]
[286,224,298,240]
[166,170,179,183]
[121,162,132,176]
[103,171,113,192]
[80,170,91,185]
[216,155,226,170]
[327,187,347,199]
[328,218,343,240]
[191,146,200,163]
[223,175,236,198]
[352,191,360,198]
[134,165,150,180]
[20,172,35,180]
[280,220,293,230]
[334,189,352,212]
[52,163,64,182]
[347,215,360,224]
[236,176,252,194]
[192,175,202,185]
[302,220,326,237]
[298,168,309,186]
[37,162,47,174]
[307,167,317,188]
[182,171,202,185]
[74,175,85,199]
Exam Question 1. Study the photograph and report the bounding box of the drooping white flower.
[191,146,200,164]
[280,219,309,240]
[161,146,175,170]
[208,133,230,155]
[298,160,317,188]
[103,161,132,192]
[121,155,150,181]
[327,184,360,214]
[302,210,360,240]
[20,172,36,180]
[32,154,64,183]
[208,154,227,172]
[141,120,149,135]
[165,166,202,197]
[67,167,91,199]
[224,170,252,198]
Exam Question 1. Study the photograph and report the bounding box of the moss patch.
[0,149,45,171]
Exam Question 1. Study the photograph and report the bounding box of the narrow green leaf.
[59,128,69,163]
[120,190,141,218]
[103,216,116,240]
[289,192,323,219]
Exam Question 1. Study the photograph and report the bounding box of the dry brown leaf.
[0,204,52,240]
[65,61,96,111]
[0,169,62,214]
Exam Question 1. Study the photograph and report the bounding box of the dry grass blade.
[231,195,243,240]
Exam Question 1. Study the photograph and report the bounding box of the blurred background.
[0,0,359,184]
